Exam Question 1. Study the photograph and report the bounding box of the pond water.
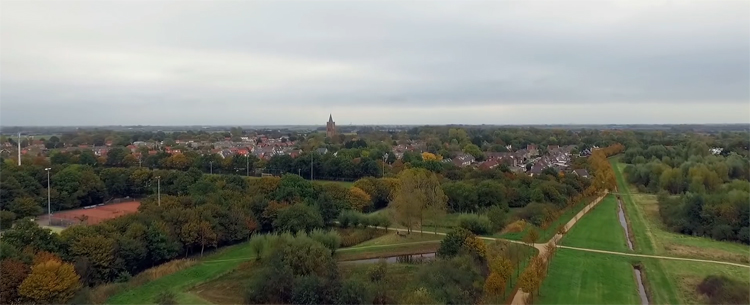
[340,252,436,264]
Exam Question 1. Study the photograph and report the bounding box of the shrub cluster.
[457,213,492,235]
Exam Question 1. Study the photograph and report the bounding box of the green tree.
[437,228,472,258]
[69,235,116,284]
[392,168,448,234]
[52,165,107,209]
[2,220,60,253]
[273,204,324,233]
[273,174,314,202]
[337,279,370,305]
[197,221,217,256]
[486,205,508,232]
[105,147,128,167]
[476,180,507,210]
[463,143,485,160]
[419,254,483,305]
[0,211,16,230]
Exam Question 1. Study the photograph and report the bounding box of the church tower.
[326,114,336,138]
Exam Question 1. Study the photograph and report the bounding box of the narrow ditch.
[340,252,436,264]
[616,196,634,250]
[633,265,650,305]
[616,196,650,305]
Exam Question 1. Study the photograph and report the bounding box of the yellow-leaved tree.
[421,152,441,161]
[483,272,506,296]
[347,187,372,211]
[19,259,81,304]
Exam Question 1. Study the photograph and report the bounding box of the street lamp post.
[156,176,161,207]
[45,167,51,225]
[246,155,249,177]
[209,161,214,175]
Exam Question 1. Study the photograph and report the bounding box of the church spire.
[328,114,333,123]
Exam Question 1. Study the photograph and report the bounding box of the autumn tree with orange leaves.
[0,258,29,304]
[19,259,81,304]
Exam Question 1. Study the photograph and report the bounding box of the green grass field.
[561,194,631,252]
[355,231,444,247]
[538,248,641,304]
[659,259,749,304]
[498,197,593,242]
[107,241,256,304]
[612,160,749,263]
[109,229,442,304]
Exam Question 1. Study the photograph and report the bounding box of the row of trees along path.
[509,192,609,305]
[367,193,610,305]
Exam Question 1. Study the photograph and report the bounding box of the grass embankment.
[538,248,641,304]
[561,194,631,252]
[610,158,750,304]
[336,232,444,261]
[612,160,749,263]
[111,228,435,304]
[659,259,749,304]
[192,231,443,304]
[498,197,593,242]
[540,249,686,304]
[107,242,256,304]
[190,261,257,304]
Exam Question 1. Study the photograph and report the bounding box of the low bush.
[517,202,556,227]
[88,284,125,304]
[367,214,391,229]
[129,259,196,287]
[504,220,527,233]
[697,275,750,305]
[457,214,492,235]
[155,290,177,305]
[485,206,507,232]
[338,228,386,247]
[310,229,341,253]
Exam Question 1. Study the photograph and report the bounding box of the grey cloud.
[1,1,749,125]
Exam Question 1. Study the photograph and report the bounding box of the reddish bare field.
[40,201,140,226]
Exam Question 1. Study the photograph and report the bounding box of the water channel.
[616,196,649,305]
[617,197,634,250]
[340,252,436,265]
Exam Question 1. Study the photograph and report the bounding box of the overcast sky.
[1,1,749,126]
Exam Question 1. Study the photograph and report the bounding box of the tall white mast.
[17,132,21,166]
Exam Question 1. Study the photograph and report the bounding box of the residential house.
[93,147,109,157]
[573,169,590,179]
[529,162,546,176]
[316,147,329,154]
[452,153,475,167]
[526,144,539,156]
[478,159,500,170]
